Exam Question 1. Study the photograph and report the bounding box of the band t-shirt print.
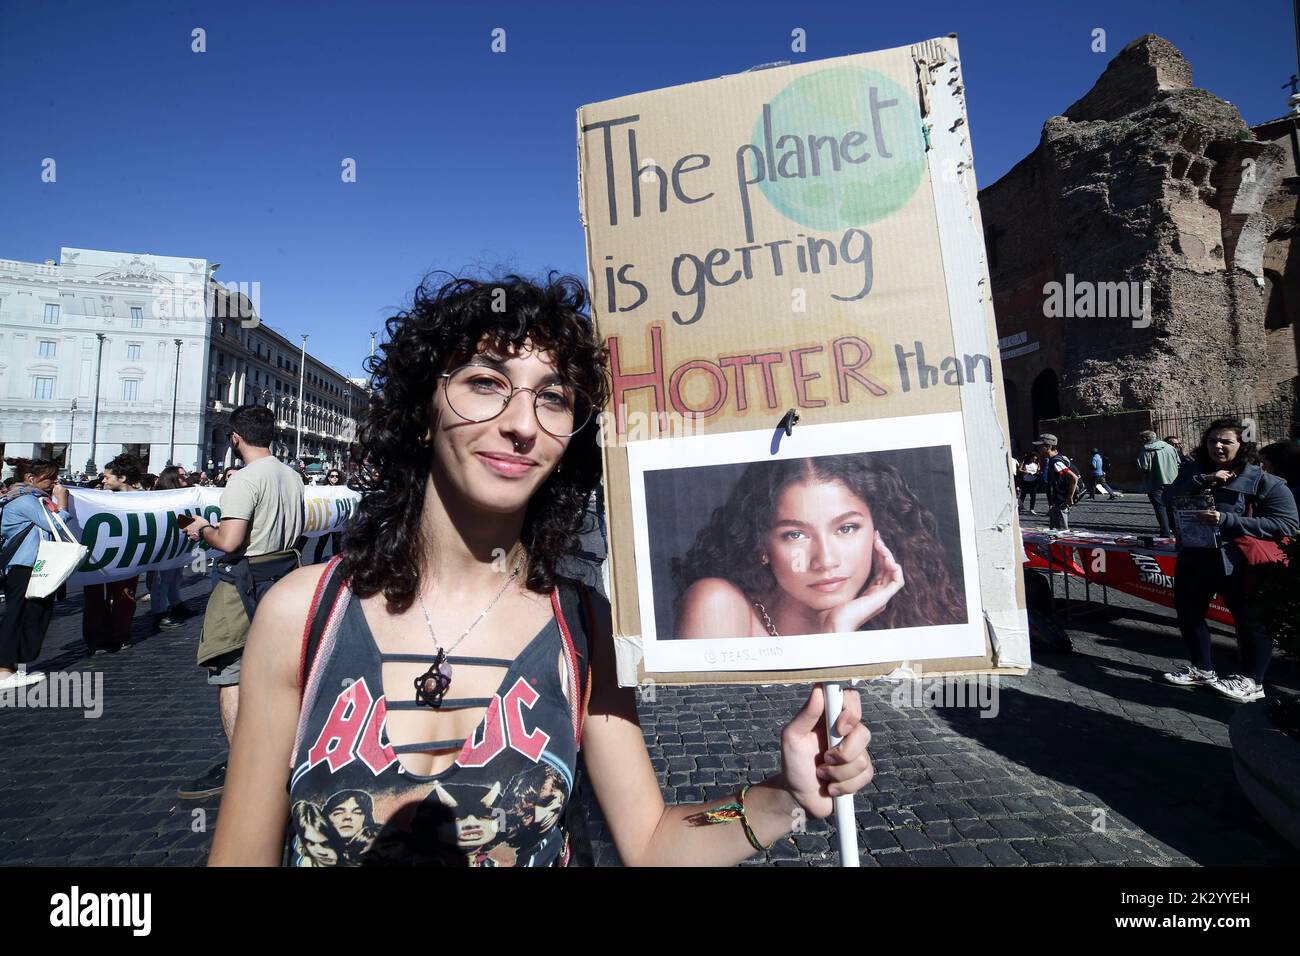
[288,587,580,867]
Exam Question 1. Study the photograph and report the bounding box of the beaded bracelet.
[701,784,773,852]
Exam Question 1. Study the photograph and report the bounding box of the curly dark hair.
[672,454,966,630]
[1192,417,1259,473]
[104,452,145,486]
[341,273,610,612]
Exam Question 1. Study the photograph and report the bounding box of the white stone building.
[0,247,362,477]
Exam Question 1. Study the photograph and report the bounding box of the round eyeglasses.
[439,365,593,438]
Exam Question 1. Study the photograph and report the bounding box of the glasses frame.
[437,364,592,438]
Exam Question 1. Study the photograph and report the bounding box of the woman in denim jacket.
[1161,419,1299,702]
[0,457,73,690]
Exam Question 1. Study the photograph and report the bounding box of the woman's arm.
[207,564,328,866]
[1220,477,1300,541]
[582,600,873,866]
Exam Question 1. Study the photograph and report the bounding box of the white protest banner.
[578,37,1029,688]
[62,486,361,586]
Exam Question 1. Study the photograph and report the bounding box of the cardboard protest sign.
[64,486,360,585]
[577,37,1029,687]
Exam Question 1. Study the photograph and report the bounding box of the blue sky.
[1,0,1293,377]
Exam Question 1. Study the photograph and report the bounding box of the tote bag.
[26,505,88,599]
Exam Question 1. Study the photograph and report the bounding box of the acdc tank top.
[286,556,594,867]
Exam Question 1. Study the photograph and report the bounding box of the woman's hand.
[51,482,70,511]
[1205,470,1234,486]
[816,531,904,633]
[1195,509,1222,526]
[778,685,873,820]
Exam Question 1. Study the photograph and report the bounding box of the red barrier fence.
[1022,530,1234,626]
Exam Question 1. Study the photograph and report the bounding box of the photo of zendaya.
[628,415,985,674]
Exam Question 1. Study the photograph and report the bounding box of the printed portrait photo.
[627,415,986,673]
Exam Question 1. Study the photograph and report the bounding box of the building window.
[127,344,141,361]
[84,297,97,317]
[44,303,60,325]
[130,307,143,328]
[122,379,140,401]
[38,340,57,358]
[33,376,55,399]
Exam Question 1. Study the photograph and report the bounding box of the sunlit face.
[1206,428,1241,465]
[429,340,575,517]
[101,468,128,491]
[763,479,876,613]
[328,797,366,839]
[302,826,339,866]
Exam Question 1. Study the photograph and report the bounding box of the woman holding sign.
[673,455,965,639]
[208,274,873,867]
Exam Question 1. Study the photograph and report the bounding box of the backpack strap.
[297,554,350,705]
[551,579,600,868]
[551,579,594,749]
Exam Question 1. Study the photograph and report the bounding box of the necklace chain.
[752,599,779,637]
[418,557,522,656]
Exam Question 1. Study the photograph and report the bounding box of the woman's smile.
[475,450,539,478]
[807,576,849,593]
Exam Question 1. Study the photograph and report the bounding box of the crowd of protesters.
[0,444,355,699]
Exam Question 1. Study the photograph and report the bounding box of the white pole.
[296,334,308,461]
[821,682,860,867]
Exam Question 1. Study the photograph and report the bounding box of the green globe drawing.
[751,67,925,231]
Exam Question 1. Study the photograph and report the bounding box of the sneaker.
[156,615,185,630]
[1210,675,1265,702]
[0,671,46,690]
[178,761,227,800]
[1163,664,1217,688]
[15,664,45,683]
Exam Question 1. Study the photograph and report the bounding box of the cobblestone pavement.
[1,494,1296,866]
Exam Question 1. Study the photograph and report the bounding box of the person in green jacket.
[1136,430,1180,536]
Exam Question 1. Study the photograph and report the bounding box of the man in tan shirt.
[179,404,304,799]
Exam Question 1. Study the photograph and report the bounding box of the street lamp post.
[295,334,307,461]
[68,398,77,474]
[87,332,106,474]
[168,338,183,466]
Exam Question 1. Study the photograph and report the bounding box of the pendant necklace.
[414,556,521,708]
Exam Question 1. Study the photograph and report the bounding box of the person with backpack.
[207,274,874,867]
[1033,434,1078,531]
[0,457,72,690]
[177,404,305,800]
[1161,418,1299,702]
